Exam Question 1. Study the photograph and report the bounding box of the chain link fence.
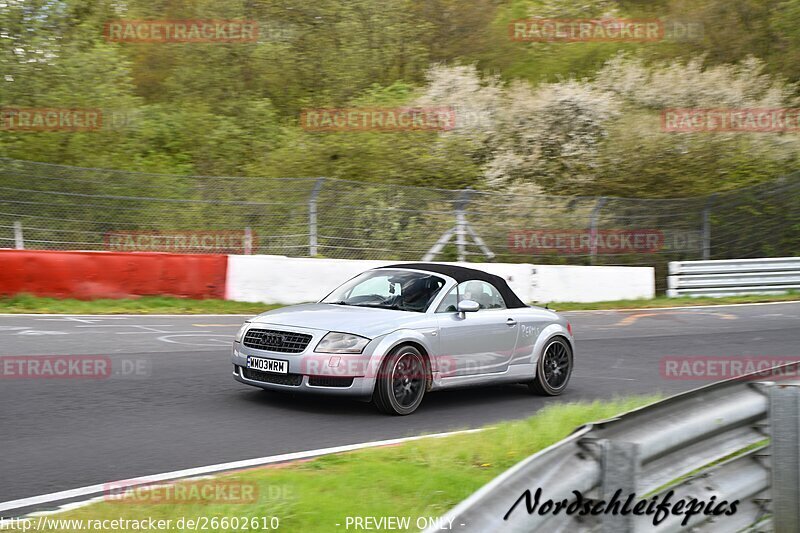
[1,158,799,290]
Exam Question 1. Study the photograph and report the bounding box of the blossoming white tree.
[415,55,799,196]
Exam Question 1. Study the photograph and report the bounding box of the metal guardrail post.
[769,383,800,531]
[702,194,716,260]
[308,178,325,257]
[600,440,638,533]
[243,227,253,255]
[13,221,24,249]
[589,197,607,265]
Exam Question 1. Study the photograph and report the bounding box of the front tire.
[529,337,573,396]
[373,345,428,415]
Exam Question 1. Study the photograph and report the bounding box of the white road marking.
[36,317,130,324]
[0,428,484,515]
[118,330,210,335]
[157,334,232,346]
[18,475,222,519]
[73,325,176,328]
[0,328,69,336]
[72,325,213,335]
[15,330,68,336]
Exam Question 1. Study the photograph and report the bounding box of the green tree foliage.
[1,0,800,198]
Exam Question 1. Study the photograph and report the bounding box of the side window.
[461,281,506,310]
[435,285,459,313]
[436,281,507,312]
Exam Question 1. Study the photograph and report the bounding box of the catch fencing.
[426,366,800,532]
[1,158,799,290]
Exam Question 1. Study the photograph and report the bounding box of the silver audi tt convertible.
[232,263,574,415]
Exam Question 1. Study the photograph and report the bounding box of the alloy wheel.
[391,352,424,408]
[542,340,571,390]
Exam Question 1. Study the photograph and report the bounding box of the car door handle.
[506,318,517,327]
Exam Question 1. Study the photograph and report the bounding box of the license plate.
[247,356,288,374]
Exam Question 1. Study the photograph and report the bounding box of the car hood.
[251,303,426,338]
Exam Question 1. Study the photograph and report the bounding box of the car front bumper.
[231,328,380,399]
[232,364,376,398]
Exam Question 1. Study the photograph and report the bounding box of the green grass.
[33,396,658,533]
[0,295,279,315]
[1,292,798,315]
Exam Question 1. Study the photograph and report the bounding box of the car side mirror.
[457,299,480,317]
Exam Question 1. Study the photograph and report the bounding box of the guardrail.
[667,257,800,297]
[426,365,800,532]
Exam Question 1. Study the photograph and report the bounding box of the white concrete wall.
[225,256,391,304]
[225,255,654,304]
[529,264,655,303]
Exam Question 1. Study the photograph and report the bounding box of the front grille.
[241,367,303,386]
[243,328,313,353]
[308,376,355,388]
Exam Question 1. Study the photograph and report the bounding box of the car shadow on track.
[238,383,541,417]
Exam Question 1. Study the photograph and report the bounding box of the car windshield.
[321,269,446,313]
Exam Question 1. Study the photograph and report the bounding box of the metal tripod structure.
[422,189,495,262]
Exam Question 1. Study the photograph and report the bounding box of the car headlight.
[234,322,251,343]
[315,332,370,354]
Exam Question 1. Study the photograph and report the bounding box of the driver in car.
[399,275,443,312]
[462,281,489,309]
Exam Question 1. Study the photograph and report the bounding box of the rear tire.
[529,337,573,396]
[373,345,428,415]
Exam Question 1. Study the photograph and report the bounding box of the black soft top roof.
[380,263,528,309]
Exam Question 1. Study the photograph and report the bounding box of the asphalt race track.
[2,302,800,515]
